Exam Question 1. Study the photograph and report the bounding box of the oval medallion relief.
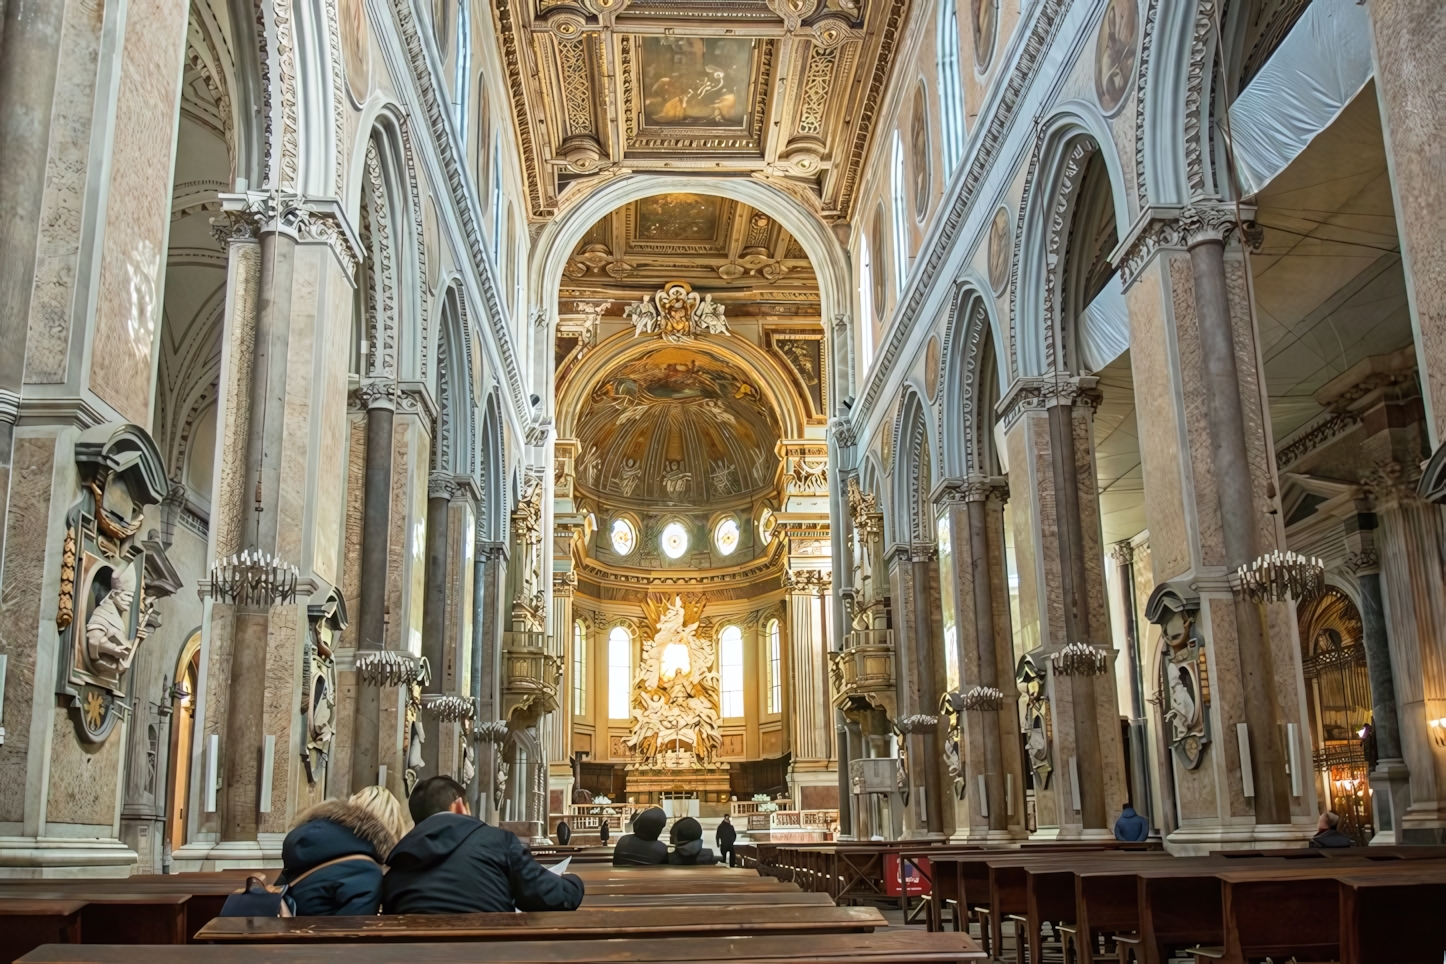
[1095,0,1139,116]
[925,335,941,402]
[987,207,1012,296]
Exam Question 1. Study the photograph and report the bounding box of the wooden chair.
[1056,923,1079,964]
[973,906,992,958]
[1183,947,1224,961]
[1112,933,1141,964]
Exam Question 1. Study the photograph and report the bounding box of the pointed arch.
[890,390,935,550]
[939,285,1007,480]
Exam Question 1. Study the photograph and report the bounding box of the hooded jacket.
[382,812,584,914]
[1309,826,1355,848]
[667,816,719,865]
[279,800,396,916]
[1112,806,1149,843]
[612,807,669,866]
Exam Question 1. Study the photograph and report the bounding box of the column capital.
[1114,201,1263,289]
[1109,541,1135,566]
[1041,373,1102,412]
[210,191,363,276]
[932,476,1009,506]
[784,567,832,594]
[354,380,398,412]
[1365,459,1425,509]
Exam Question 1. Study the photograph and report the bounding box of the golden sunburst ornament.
[83,689,106,730]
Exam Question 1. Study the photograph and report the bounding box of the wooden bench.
[19,930,989,963]
[581,891,835,906]
[194,904,886,943]
[0,893,196,961]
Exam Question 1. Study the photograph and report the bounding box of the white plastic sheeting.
[1228,0,1374,197]
[1079,281,1131,373]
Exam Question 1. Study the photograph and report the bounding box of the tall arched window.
[719,626,744,718]
[490,138,503,257]
[572,620,587,716]
[890,130,908,294]
[859,234,875,367]
[766,619,782,714]
[454,1,472,141]
[608,626,632,719]
[937,0,966,172]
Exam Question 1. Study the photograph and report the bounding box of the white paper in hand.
[546,856,571,876]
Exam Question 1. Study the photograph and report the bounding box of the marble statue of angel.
[625,297,660,337]
[692,294,729,335]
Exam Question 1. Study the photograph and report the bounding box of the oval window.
[714,518,740,556]
[660,521,689,559]
[610,517,636,556]
[759,507,777,545]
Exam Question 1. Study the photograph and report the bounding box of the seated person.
[1309,809,1354,848]
[611,806,669,866]
[382,776,584,914]
[274,786,408,915]
[1112,803,1148,842]
[667,816,719,865]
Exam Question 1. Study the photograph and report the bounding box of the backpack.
[218,854,379,917]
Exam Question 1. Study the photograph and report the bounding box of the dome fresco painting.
[574,345,781,507]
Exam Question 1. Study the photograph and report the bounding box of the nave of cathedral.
[2,0,1446,959]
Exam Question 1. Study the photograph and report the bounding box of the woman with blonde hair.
[275,786,407,915]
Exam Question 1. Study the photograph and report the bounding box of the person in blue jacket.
[278,786,408,915]
[1113,803,1149,842]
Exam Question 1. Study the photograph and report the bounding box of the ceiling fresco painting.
[490,0,905,221]
[575,345,782,508]
[640,37,756,129]
[636,194,722,242]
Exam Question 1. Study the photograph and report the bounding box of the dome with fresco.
[573,344,781,508]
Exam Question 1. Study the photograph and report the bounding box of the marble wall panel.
[0,436,58,823]
[1074,408,1112,641]
[1169,254,1225,569]
[197,605,233,837]
[328,414,368,796]
[89,0,188,423]
[276,248,319,569]
[311,255,354,588]
[1005,424,1041,654]
[385,427,410,651]
[23,0,106,384]
[1028,413,1066,644]
[259,607,303,832]
[1128,264,1190,582]
[1368,3,1446,443]
[1224,257,1284,547]
[46,706,124,826]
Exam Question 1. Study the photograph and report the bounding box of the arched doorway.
[1298,588,1374,843]
[165,632,202,863]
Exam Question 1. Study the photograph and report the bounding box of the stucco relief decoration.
[340,0,372,105]
[988,207,1012,295]
[912,83,931,219]
[1094,0,1139,116]
[625,281,730,342]
[1016,654,1052,787]
[925,336,941,401]
[302,596,347,784]
[625,595,723,767]
[56,424,172,742]
[1145,584,1210,769]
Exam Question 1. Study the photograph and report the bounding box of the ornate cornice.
[783,567,832,594]
[932,476,1009,506]
[355,380,398,412]
[209,191,363,277]
[1115,202,1262,289]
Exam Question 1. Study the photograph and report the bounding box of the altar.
[621,596,733,813]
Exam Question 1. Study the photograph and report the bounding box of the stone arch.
[434,284,478,478]
[1009,108,1132,378]
[938,285,1007,480]
[529,175,855,418]
[358,113,425,384]
[479,391,506,543]
[890,390,935,550]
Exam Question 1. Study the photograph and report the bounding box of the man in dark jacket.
[382,776,584,914]
[1112,804,1149,842]
[611,806,669,865]
[1309,810,1354,848]
[278,799,396,915]
[668,816,719,865]
[715,813,738,866]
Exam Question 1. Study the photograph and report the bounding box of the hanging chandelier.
[424,694,477,723]
[355,651,430,688]
[210,548,299,607]
[1050,641,1109,677]
[1236,550,1325,603]
[960,685,1006,712]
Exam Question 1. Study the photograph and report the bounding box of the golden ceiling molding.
[490,0,908,223]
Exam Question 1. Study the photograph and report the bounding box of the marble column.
[473,540,507,818]
[997,380,1127,839]
[1117,206,1316,851]
[786,570,832,764]
[418,473,453,776]
[350,385,396,792]
[886,545,944,837]
[548,570,575,824]
[1366,4,1446,450]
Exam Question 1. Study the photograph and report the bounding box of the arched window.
[859,234,875,366]
[490,137,503,258]
[937,0,967,173]
[661,521,689,559]
[454,1,472,142]
[572,620,587,716]
[714,517,740,556]
[766,618,782,714]
[610,517,636,556]
[890,130,908,294]
[719,626,744,718]
[608,626,632,719]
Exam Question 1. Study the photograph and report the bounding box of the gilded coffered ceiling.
[491,0,908,222]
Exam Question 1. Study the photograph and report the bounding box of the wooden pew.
[581,892,835,907]
[0,901,84,964]
[1337,867,1446,964]
[19,930,988,964]
[0,894,194,961]
[194,904,887,943]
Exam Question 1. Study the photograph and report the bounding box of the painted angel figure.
[692,294,729,335]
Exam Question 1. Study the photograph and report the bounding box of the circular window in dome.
[660,521,690,559]
[610,517,636,556]
[759,508,778,545]
[714,517,740,556]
